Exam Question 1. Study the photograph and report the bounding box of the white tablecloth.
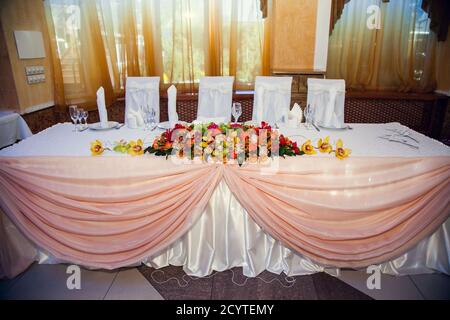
[0,111,32,149]
[1,122,449,278]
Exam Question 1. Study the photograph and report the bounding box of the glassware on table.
[80,110,88,129]
[69,105,80,132]
[148,106,157,130]
[231,102,242,123]
[304,103,314,130]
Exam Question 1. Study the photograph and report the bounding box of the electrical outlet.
[25,65,45,76]
[27,74,45,84]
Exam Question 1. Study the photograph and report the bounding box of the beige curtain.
[45,0,114,109]
[45,0,269,102]
[327,0,437,92]
[207,0,268,90]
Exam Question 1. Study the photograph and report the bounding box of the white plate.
[157,122,171,130]
[244,120,259,126]
[317,123,349,130]
[88,121,119,131]
[158,121,188,130]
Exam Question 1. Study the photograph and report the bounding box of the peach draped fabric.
[0,157,223,269]
[0,156,449,271]
[224,157,450,268]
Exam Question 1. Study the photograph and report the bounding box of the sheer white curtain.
[327,0,437,92]
[45,0,268,106]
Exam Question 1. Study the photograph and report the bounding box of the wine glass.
[148,106,157,130]
[80,110,88,129]
[231,102,242,123]
[304,104,314,130]
[69,105,79,132]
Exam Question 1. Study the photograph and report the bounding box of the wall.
[270,0,332,73]
[0,0,54,114]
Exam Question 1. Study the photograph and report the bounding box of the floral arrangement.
[90,139,144,156]
[90,122,351,161]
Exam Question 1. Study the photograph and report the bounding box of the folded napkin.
[97,87,108,128]
[287,103,303,128]
[193,117,226,125]
[168,85,179,126]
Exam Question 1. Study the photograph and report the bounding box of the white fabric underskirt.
[33,180,450,277]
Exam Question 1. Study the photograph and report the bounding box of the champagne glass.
[77,108,85,130]
[69,105,79,132]
[304,104,313,130]
[81,110,88,129]
[148,106,157,130]
[231,102,242,123]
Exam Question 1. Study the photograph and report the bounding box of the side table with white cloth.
[0,122,449,279]
[0,111,33,149]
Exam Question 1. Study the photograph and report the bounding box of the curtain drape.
[45,0,269,105]
[45,0,114,110]
[327,0,437,92]
[421,0,450,42]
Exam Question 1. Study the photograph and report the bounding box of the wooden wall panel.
[270,0,331,74]
[271,0,318,73]
[0,0,54,113]
[0,14,19,110]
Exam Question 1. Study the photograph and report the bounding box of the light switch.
[25,65,45,76]
[27,74,46,84]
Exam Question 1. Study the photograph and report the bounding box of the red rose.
[165,129,173,142]
[174,123,186,130]
[280,135,286,146]
[260,121,272,131]
[207,123,219,130]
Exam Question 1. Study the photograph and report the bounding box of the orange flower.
[90,140,104,156]
[301,140,316,155]
[164,142,172,150]
[128,139,144,156]
[335,139,351,160]
[152,139,159,150]
[317,136,332,153]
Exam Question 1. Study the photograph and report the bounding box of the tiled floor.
[0,264,449,300]
[0,264,162,300]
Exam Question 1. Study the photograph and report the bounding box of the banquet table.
[0,111,32,149]
[0,122,449,279]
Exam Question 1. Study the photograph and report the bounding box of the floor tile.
[338,270,423,300]
[312,272,372,300]
[409,273,450,300]
[104,268,163,300]
[0,274,25,298]
[2,263,117,300]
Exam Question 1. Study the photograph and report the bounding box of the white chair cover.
[307,79,346,128]
[125,77,160,125]
[197,77,234,122]
[252,76,293,125]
